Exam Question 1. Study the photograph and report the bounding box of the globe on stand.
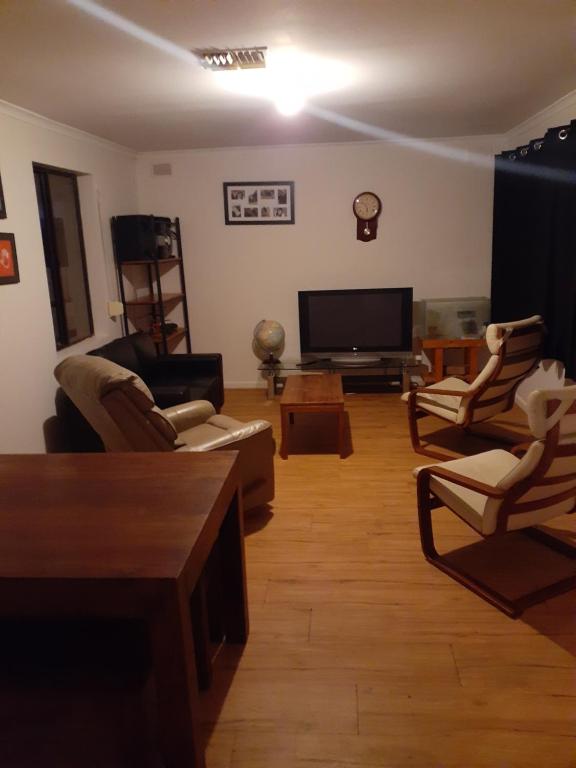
[252,319,285,364]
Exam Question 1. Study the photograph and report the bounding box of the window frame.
[34,163,94,350]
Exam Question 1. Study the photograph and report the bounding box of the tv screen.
[298,287,413,359]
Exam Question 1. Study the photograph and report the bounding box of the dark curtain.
[491,119,576,376]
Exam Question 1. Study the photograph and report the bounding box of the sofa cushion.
[128,331,158,368]
[88,337,143,378]
[150,377,221,409]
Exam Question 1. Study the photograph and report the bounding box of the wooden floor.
[201,388,576,768]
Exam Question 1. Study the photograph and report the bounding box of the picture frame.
[223,181,295,225]
[0,233,19,285]
[0,172,6,219]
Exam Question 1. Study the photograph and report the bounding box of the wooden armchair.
[403,315,544,459]
[415,384,576,617]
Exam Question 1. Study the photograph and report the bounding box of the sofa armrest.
[207,416,272,443]
[175,419,272,451]
[162,400,216,432]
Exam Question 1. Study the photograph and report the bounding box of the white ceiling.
[1,0,575,150]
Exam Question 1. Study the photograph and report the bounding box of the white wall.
[0,102,137,452]
[503,89,576,148]
[2,82,573,449]
[136,135,499,386]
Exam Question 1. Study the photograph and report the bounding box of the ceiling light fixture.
[275,93,306,117]
[194,47,267,71]
[211,47,355,118]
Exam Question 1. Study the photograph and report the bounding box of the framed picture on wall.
[0,233,19,285]
[0,173,6,219]
[223,181,295,225]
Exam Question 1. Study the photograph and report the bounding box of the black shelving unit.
[111,216,191,355]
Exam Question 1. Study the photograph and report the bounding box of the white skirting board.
[225,381,268,389]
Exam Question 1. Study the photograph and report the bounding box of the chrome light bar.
[194,47,267,70]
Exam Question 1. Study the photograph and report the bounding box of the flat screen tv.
[298,287,413,362]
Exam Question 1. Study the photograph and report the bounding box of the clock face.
[353,192,381,221]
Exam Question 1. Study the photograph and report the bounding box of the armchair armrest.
[511,441,534,457]
[411,385,473,398]
[417,464,505,497]
[162,400,216,432]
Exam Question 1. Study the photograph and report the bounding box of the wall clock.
[353,191,382,242]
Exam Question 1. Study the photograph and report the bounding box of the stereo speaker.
[113,215,173,262]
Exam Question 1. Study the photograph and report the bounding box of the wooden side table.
[419,337,485,384]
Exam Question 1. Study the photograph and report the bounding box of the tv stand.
[329,355,382,366]
[298,358,332,367]
[259,357,421,399]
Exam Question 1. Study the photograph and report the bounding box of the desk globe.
[253,319,285,363]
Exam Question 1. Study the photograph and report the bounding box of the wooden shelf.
[124,292,184,307]
[420,337,484,350]
[112,216,191,355]
[119,258,182,266]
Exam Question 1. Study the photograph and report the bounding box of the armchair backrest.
[463,315,544,425]
[487,384,576,533]
[54,355,178,452]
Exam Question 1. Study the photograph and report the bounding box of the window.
[34,165,93,349]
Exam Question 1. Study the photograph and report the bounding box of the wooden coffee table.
[280,373,346,458]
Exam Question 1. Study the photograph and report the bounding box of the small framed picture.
[223,181,295,225]
[0,173,6,219]
[0,233,19,285]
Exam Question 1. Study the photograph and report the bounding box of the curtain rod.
[499,122,574,161]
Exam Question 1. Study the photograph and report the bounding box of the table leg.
[218,489,249,643]
[467,347,479,383]
[265,373,274,399]
[150,583,205,768]
[402,367,410,393]
[338,408,345,458]
[433,348,444,382]
[280,406,289,459]
[190,575,212,691]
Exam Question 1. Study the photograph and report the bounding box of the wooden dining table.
[0,451,248,768]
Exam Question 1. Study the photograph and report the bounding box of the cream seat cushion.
[401,377,470,423]
[414,445,576,535]
[413,450,519,535]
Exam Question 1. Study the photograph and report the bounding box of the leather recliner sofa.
[55,332,224,452]
[54,354,275,511]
